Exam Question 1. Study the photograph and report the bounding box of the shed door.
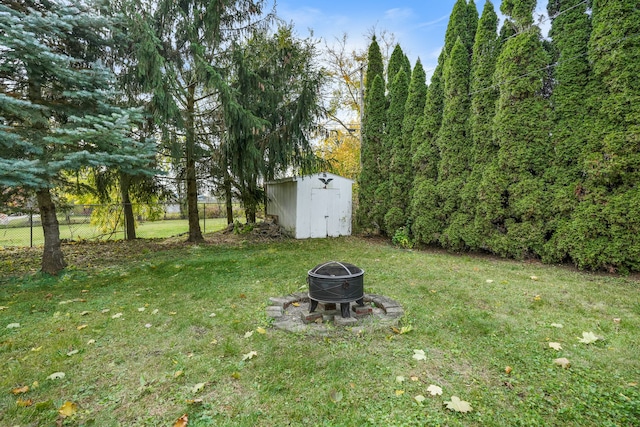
[310,188,340,238]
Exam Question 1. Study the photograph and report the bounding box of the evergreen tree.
[464,0,500,250]
[152,0,270,240]
[481,0,552,258]
[387,44,410,94]
[436,38,472,250]
[364,35,384,103]
[0,0,156,274]
[410,0,475,245]
[225,25,324,222]
[384,68,410,234]
[560,0,640,271]
[356,74,386,232]
[542,0,593,262]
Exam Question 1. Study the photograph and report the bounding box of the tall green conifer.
[482,0,552,258]
[543,0,594,262]
[356,75,386,232]
[436,38,472,249]
[465,0,500,250]
[410,0,476,245]
[560,0,640,271]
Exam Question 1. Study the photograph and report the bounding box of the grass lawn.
[1,235,639,426]
[0,218,229,247]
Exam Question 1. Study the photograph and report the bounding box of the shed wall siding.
[266,181,297,236]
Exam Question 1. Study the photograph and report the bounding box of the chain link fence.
[0,202,240,247]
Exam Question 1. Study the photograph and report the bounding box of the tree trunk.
[224,167,234,225]
[186,82,204,242]
[36,188,66,275]
[120,173,136,240]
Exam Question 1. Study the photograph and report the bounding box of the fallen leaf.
[244,330,254,338]
[81,289,89,293]
[174,370,184,379]
[412,349,427,361]
[80,311,91,316]
[101,309,110,313]
[427,384,443,396]
[256,327,266,334]
[291,302,300,307]
[47,372,65,380]
[550,323,563,328]
[329,389,343,403]
[578,331,599,344]
[87,339,96,345]
[505,366,513,375]
[58,401,78,417]
[6,323,20,329]
[76,324,88,330]
[111,312,123,319]
[0,306,8,310]
[31,381,39,389]
[242,351,258,361]
[554,357,571,369]
[395,389,405,396]
[530,276,539,281]
[191,382,206,394]
[169,311,177,315]
[17,398,33,407]
[11,385,29,395]
[208,312,216,317]
[31,346,42,352]
[138,307,145,312]
[414,395,426,404]
[231,371,241,380]
[486,279,494,283]
[445,396,473,413]
[173,413,188,427]
[410,376,419,381]
[186,398,203,405]
[613,318,621,324]
[533,295,542,301]
[152,309,159,315]
[145,323,152,328]
[66,349,79,357]
[549,342,562,351]
[396,376,405,383]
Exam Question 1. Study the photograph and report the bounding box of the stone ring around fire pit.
[265,292,405,335]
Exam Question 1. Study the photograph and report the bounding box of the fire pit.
[307,261,365,318]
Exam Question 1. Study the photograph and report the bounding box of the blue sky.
[277,1,549,81]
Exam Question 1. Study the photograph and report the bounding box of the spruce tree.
[0,0,156,274]
[464,0,500,250]
[387,44,410,93]
[356,75,386,232]
[483,0,552,258]
[384,68,410,235]
[542,0,593,262]
[436,38,472,250]
[561,0,640,271]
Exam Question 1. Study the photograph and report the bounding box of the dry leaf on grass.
[427,384,443,396]
[549,342,562,351]
[445,396,473,413]
[554,357,571,369]
[58,401,78,417]
[173,413,188,427]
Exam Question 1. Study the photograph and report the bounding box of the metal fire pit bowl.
[307,261,365,318]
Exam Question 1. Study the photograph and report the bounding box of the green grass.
[1,237,639,426]
[0,218,229,247]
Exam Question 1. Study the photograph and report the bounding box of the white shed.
[266,172,354,239]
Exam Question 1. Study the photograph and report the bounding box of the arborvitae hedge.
[556,0,640,272]
[384,68,409,235]
[543,0,594,263]
[464,0,500,251]
[436,37,472,250]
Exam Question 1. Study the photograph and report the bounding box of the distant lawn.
[0,218,229,247]
[1,236,639,426]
